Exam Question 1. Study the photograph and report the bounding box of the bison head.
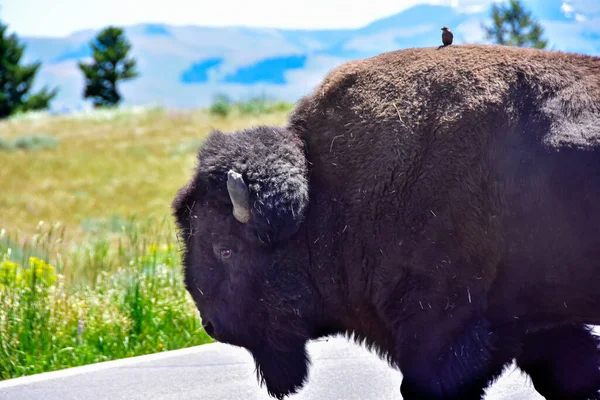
[172,126,322,398]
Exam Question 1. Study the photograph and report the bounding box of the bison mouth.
[200,312,312,398]
[250,339,311,399]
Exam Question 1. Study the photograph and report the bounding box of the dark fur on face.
[173,45,600,399]
[172,125,322,397]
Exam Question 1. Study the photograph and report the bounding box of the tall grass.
[0,102,292,242]
[0,219,211,381]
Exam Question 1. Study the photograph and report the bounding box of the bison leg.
[397,315,519,400]
[516,324,600,400]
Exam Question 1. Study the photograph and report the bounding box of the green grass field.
[0,98,294,380]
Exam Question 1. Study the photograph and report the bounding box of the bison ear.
[171,180,200,233]
[230,128,309,244]
[171,181,193,238]
[171,178,208,240]
[244,162,309,244]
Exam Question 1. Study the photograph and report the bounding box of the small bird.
[441,26,453,47]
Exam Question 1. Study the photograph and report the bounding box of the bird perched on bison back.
[172,44,600,400]
[441,26,453,46]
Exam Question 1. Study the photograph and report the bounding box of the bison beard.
[172,44,600,399]
[251,340,310,399]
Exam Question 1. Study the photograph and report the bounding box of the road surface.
[0,335,548,400]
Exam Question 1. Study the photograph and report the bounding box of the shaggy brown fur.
[173,44,600,400]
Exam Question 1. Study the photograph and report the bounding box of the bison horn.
[227,170,251,223]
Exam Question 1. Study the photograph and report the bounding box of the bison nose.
[202,320,215,338]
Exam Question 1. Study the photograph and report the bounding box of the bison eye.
[220,249,232,259]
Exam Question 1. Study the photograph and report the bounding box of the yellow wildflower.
[0,260,19,285]
[23,256,58,287]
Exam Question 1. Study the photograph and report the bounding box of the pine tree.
[483,0,548,49]
[78,26,139,108]
[0,21,58,118]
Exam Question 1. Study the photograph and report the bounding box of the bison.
[171,44,600,399]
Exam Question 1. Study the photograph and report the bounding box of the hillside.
[0,103,293,241]
[20,3,600,113]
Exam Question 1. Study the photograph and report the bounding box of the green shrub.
[237,96,269,115]
[12,134,60,151]
[209,94,232,117]
[207,94,294,118]
[0,138,14,151]
[236,96,293,115]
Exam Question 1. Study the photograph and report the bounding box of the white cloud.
[463,4,487,13]
[455,17,489,43]
[3,0,503,38]
[2,0,445,37]
[569,0,600,15]
[343,25,435,52]
[542,19,600,55]
[561,1,575,17]
[446,0,497,14]
[561,0,600,21]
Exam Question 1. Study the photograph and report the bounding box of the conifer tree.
[483,0,548,49]
[0,20,58,118]
[78,26,139,108]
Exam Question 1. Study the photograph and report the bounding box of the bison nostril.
[202,321,214,337]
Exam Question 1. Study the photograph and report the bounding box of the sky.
[2,0,598,111]
[0,0,596,58]
[1,0,597,50]
[2,0,497,37]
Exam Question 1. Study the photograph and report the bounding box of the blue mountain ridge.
[19,3,600,112]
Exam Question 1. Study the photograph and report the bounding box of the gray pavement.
[0,335,549,400]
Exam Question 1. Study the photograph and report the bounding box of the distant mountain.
[19,4,600,113]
